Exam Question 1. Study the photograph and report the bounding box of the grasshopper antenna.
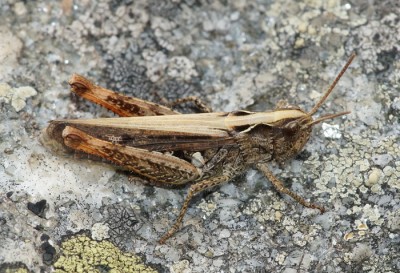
[308,52,356,117]
[302,111,351,129]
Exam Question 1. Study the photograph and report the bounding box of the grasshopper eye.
[284,120,300,131]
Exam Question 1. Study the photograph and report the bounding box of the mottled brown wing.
[45,112,237,153]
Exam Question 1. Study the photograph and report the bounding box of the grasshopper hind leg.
[169,96,212,113]
[68,74,179,117]
[62,126,201,185]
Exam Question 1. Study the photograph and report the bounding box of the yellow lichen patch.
[4,267,29,273]
[53,234,157,273]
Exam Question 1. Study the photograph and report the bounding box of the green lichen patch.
[0,262,30,273]
[54,234,157,273]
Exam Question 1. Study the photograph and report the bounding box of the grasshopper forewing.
[42,53,355,243]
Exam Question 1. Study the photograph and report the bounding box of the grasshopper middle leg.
[159,174,232,244]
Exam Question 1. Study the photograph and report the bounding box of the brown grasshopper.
[42,53,355,243]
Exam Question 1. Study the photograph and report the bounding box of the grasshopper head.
[271,53,355,163]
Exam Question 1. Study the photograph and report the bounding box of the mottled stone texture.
[0,0,399,272]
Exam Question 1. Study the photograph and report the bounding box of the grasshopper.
[42,53,355,243]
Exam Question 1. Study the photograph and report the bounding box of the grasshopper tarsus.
[257,163,326,214]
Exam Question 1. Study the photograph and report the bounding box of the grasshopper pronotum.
[43,53,355,243]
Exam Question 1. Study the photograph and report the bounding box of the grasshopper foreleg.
[257,163,325,213]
